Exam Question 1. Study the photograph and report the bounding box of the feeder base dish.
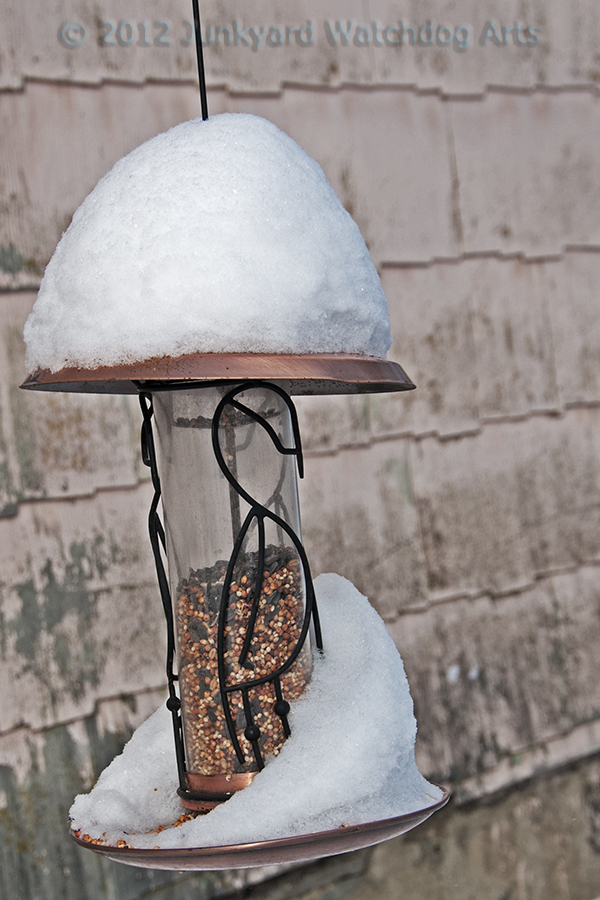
[70,788,449,870]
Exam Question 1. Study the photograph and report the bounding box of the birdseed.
[176,545,311,775]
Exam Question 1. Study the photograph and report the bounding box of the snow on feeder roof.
[22,114,413,396]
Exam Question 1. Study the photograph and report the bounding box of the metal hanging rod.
[191,0,209,119]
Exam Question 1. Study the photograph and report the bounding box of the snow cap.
[24,113,392,374]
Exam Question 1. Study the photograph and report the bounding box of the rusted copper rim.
[179,772,257,812]
[179,796,221,813]
[69,786,449,870]
[20,353,415,396]
[186,772,257,795]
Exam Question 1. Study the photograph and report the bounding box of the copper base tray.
[21,353,415,396]
[70,788,449,870]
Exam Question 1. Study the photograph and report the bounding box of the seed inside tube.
[176,546,311,776]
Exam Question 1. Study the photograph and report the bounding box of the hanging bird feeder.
[19,0,448,870]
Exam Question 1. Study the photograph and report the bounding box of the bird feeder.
[21,355,449,866]
[22,356,413,804]
[18,2,448,869]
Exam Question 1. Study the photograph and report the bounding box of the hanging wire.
[191,0,209,119]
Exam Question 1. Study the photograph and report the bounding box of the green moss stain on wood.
[6,323,43,496]
[0,244,41,277]
[9,537,118,709]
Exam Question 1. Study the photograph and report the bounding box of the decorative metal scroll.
[139,392,187,791]
[211,383,323,771]
[139,382,322,799]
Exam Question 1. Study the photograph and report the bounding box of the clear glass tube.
[152,384,312,778]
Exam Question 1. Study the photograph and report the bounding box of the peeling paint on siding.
[11,542,112,708]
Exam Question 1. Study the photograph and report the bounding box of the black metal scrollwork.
[212,382,322,771]
[139,391,187,791]
[139,382,322,797]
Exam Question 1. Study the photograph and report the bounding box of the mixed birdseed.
[73,812,196,849]
[176,545,311,775]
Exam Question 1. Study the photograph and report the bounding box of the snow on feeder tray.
[20,113,448,870]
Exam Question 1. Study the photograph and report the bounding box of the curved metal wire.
[211,382,322,770]
[139,381,322,792]
[139,392,187,793]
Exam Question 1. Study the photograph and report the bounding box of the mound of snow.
[70,574,442,849]
[25,114,392,374]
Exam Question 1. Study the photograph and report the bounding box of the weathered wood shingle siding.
[2,2,600,898]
